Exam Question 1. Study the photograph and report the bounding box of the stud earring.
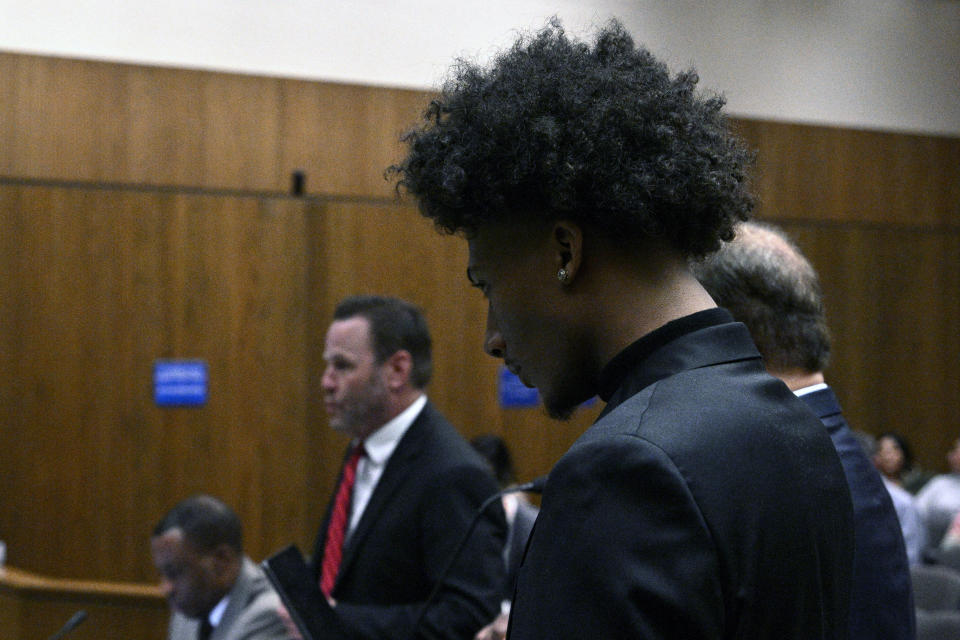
[557,268,569,283]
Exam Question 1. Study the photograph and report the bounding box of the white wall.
[1,0,958,136]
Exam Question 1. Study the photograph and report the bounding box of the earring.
[557,268,569,283]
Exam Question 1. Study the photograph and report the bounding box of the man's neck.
[382,389,423,428]
[773,368,825,392]
[359,390,424,441]
[590,260,716,374]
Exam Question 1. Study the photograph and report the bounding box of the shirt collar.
[208,594,229,628]
[794,382,828,397]
[598,308,733,402]
[358,394,426,465]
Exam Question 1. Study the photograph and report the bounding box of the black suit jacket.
[801,386,916,640]
[508,312,855,639]
[312,400,506,640]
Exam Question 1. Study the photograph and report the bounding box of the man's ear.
[552,220,584,284]
[383,350,413,391]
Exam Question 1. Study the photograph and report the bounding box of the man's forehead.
[155,527,185,545]
[328,316,370,337]
[466,230,504,271]
[152,528,188,560]
[324,316,374,355]
[466,236,482,267]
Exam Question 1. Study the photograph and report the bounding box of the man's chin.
[176,605,202,619]
[542,386,596,421]
[543,396,578,421]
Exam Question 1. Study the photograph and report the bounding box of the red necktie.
[320,443,364,597]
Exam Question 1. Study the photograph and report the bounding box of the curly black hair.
[392,18,755,258]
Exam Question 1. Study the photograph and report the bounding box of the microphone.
[47,609,87,640]
[511,476,547,495]
[409,476,547,639]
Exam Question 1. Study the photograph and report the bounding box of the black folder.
[261,544,347,640]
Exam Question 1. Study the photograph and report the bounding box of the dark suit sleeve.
[334,463,506,640]
[509,435,725,640]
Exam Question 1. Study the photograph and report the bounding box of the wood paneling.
[0,51,430,197]
[0,566,166,640]
[277,81,429,198]
[779,221,960,473]
[734,119,960,227]
[0,185,318,581]
[732,118,960,471]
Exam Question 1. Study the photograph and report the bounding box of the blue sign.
[154,360,208,407]
[498,366,540,408]
[497,366,598,409]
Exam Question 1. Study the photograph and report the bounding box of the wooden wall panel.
[0,182,591,587]
[2,56,130,181]
[779,221,960,473]
[0,54,278,188]
[0,567,166,640]
[0,184,318,581]
[278,82,431,198]
[734,119,960,226]
[0,51,430,198]
[0,185,169,579]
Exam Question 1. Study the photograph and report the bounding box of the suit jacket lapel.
[334,403,431,586]
[210,557,255,640]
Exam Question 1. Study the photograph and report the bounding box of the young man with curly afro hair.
[394,19,854,640]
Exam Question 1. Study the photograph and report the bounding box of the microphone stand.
[408,476,546,639]
[47,610,87,640]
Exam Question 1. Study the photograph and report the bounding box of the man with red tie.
[310,295,506,640]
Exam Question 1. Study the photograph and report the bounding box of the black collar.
[598,308,734,402]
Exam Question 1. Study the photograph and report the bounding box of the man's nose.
[484,316,505,359]
[321,367,336,390]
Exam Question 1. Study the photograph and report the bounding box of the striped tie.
[319,443,365,597]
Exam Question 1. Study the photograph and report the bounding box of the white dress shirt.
[793,382,828,397]
[207,594,230,630]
